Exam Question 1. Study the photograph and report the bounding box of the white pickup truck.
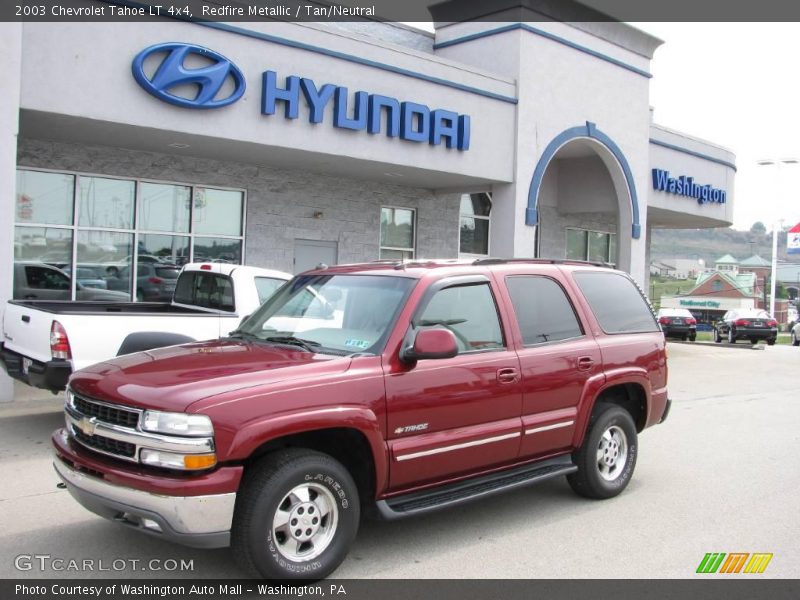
[0,263,291,393]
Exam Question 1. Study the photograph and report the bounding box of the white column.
[0,23,23,402]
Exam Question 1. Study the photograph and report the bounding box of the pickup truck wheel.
[567,404,637,500]
[232,449,359,580]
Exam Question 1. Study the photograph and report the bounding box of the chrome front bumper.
[53,456,235,548]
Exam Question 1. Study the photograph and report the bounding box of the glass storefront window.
[78,176,135,229]
[14,169,245,302]
[193,237,242,263]
[566,229,588,261]
[380,207,415,258]
[566,228,616,264]
[78,230,134,299]
[139,233,190,266]
[192,188,243,236]
[16,171,74,225]
[459,193,491,256]
[588,231,610,263]
[139,182,191,233]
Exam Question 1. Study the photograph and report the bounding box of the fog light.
[141,518,162,532]
[140,449,216,471]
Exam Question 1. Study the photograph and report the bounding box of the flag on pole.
[789,222,800,255]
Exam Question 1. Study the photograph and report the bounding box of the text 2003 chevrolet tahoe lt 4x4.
[52,259,670,579]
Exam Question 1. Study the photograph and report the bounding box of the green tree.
[750,221,767,235]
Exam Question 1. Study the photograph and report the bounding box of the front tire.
[728,328,736,344]
[714,328,722,343]
[792,332,799,347]
[232,449,360,580]
[567,404,638,499]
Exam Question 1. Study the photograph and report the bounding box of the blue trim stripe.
[100,1,517,105]
[434,23,652,79]
[202,21,518,104]
[649,138,737,172]
[526,121,641,240]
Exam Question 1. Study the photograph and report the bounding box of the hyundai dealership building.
[0,3,736,313]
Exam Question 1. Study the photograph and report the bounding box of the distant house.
[649,260,676,277]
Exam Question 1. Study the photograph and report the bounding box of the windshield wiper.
[263,335,321,352]
[227,330,262,341]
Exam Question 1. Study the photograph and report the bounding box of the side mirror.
[401,328,459,363]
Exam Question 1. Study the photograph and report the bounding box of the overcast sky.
[640,22,800,232]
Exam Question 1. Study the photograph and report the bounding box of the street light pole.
[757,159,798,317]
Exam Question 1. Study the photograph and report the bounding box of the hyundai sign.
[132,43,470,151]
[132,43,246,109]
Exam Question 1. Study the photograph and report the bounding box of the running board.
[376,456,577,520]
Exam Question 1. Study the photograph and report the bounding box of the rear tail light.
[734,319,751,326]
[50,321,72,360]
[767,319,778,327]
[147,277,164,284]
[686,318,697,325]
[658,317,671,325]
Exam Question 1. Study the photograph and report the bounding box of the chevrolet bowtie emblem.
[79,416,98,437]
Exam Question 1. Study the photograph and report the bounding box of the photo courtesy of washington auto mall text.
[1,0,800,599]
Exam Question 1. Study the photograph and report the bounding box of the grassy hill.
[650,227,798,264]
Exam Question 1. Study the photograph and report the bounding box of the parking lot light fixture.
[756,158,798,318]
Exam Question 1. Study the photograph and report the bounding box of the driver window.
[418,283,504,352]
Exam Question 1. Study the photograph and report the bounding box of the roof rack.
[472,257,612,268]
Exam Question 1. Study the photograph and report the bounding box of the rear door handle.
[497,368,519,383]
[577,356,595,371]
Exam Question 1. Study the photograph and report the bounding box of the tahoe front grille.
[72,394,140,429]
[73,428,136,458]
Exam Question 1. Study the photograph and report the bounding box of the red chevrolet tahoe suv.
[52,259,670,579]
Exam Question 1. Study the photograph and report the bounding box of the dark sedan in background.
[714,309,778,345]
[656,308,697,341]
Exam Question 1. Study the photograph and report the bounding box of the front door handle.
[497,368,519,383]
[577,356,595,371]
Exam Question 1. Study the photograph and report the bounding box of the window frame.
[504,274,585,347]
[379,205,416,259]
[14,167,247,301]
[565,227,617,266]
[458,192,492,258]
[409,276,507,355]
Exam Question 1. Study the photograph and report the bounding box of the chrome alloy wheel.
[596,425,628,482]
[272,483,339,562]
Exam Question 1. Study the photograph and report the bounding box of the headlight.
[141,411,214,437]
[140,449,217,471]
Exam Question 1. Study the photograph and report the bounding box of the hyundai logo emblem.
[131,42,246,109]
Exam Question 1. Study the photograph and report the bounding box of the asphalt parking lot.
[0,342,798,579]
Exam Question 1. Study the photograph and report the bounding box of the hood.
[69,339,349,412]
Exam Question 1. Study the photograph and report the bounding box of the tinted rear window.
[156,267,181,280]
[506,276,583,345]
[573,272,658,334]
[174,271,235,311]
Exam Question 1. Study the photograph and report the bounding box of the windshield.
[236,274,415,355]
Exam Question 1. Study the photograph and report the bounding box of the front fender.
[224,406,389,495]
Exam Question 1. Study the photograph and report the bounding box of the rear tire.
[714,329,722,343]
[767,338,776,346]
[567,404,638,500]
[689,333,696,342]
[792,332,799,347]
[750,338,758,345]
[728,328,736,344]
[232,449,360,580]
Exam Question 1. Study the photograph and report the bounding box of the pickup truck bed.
[1,263,291,392]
